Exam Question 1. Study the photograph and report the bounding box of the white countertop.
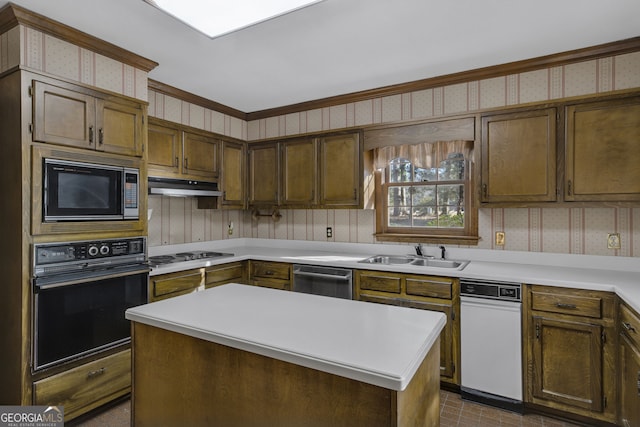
[148,238,640,313]
[126,283,446,391]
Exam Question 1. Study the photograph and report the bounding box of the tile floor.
[72,390,584,426]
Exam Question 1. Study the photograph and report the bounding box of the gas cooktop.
[148,251,234,268]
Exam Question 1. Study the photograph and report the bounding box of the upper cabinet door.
[319,133,361,207]
[281,138,317,206]
[96,98,144,157]
[221,141,245,209]
[148,122,181,176]
[32,81,96,149]
[182,132,219,180]
[248,143,279,206]
[32,80,144,157]
[480,108,557,203]
[565,97,640,202]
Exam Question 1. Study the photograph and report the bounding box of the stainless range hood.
[148,177,223,197]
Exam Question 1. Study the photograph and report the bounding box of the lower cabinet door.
[531,316,603,411]
[33,350,131,421]
[621,334,640,427]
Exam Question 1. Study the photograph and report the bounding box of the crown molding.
[0,2,158,72]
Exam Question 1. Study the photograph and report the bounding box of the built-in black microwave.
[43,158,139,221]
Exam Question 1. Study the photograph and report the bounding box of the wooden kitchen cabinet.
[147,119,224,182]
[355,270,460,385]
[249,260,291,291]
[220,141,246,209]
[524,285,617,424]
[565,96,640,202]
[281,138,317,206]
[148,121,181,175]
[182,131,220,180]
[319,133,362,207]
[248,143,280,206]
[205,262,247,289]
[620,302,640,427]
[480,108,557,203]
[149,269,203,302]
[32,80,144,157]
[33,349,131,422]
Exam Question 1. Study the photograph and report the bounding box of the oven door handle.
[34,265,150,290]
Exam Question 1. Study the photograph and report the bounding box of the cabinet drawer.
[251,261,291,281]
[152,270,202,299]
[34,350,131,420]
[531,291,602,318]
[358,273,401,294]
[621,303,640,349]
[253,278,290,291]
[406,276,453,299]
[205,262,244,288]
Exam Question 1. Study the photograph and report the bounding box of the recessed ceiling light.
[145,0,325,38]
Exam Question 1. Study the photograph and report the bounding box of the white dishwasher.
[460,278,523,413]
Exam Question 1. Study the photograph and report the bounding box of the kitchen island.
[125,283,446,426]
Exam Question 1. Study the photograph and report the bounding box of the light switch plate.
[607,233,621,249]
[495,231,505,246]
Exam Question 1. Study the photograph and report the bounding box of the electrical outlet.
[228,222,234,236]
[326,227,333,238]
[495,231,505,246]
[607,233,620,249]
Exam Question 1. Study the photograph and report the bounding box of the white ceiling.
[3,0,640,113]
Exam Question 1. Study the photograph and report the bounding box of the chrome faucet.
[439,245,446,259]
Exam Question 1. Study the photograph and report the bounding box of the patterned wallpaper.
[147,89,247,141]
[6,25,148,100]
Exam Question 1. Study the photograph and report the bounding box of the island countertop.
[125,283,446,391]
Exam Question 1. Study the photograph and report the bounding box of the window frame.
[374,155,479,245]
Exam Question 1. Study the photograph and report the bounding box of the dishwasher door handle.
[293,270,352,281]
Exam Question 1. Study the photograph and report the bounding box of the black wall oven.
[32,237,148,371]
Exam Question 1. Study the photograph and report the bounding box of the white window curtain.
[373,140,473,170]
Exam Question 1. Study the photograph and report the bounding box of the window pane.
[415,166,437,182]
[438,154,465,181]
[412,207,437,227]
[437,185,463,206]
[388,207,411,227]
[388,186,411,206]
[437,206,465,228]
[411,186,436,207]
[389,159,412,183]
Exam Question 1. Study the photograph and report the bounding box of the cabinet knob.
[556,302,577,310]
[87,367,106,379]
[623,322,637,333]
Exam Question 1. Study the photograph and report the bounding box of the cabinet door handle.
[184,158,188,169]
[637,371,640,396]
[482,184,487,198]
[265,270,274,275]
[556,302,577,309]
[535,322,540,339]
[175,156,179,167]
[98,128,104,145]
[567,180,573,196]
[623,322,637,333]
[87,367,106,379]
[89,126,94,144]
